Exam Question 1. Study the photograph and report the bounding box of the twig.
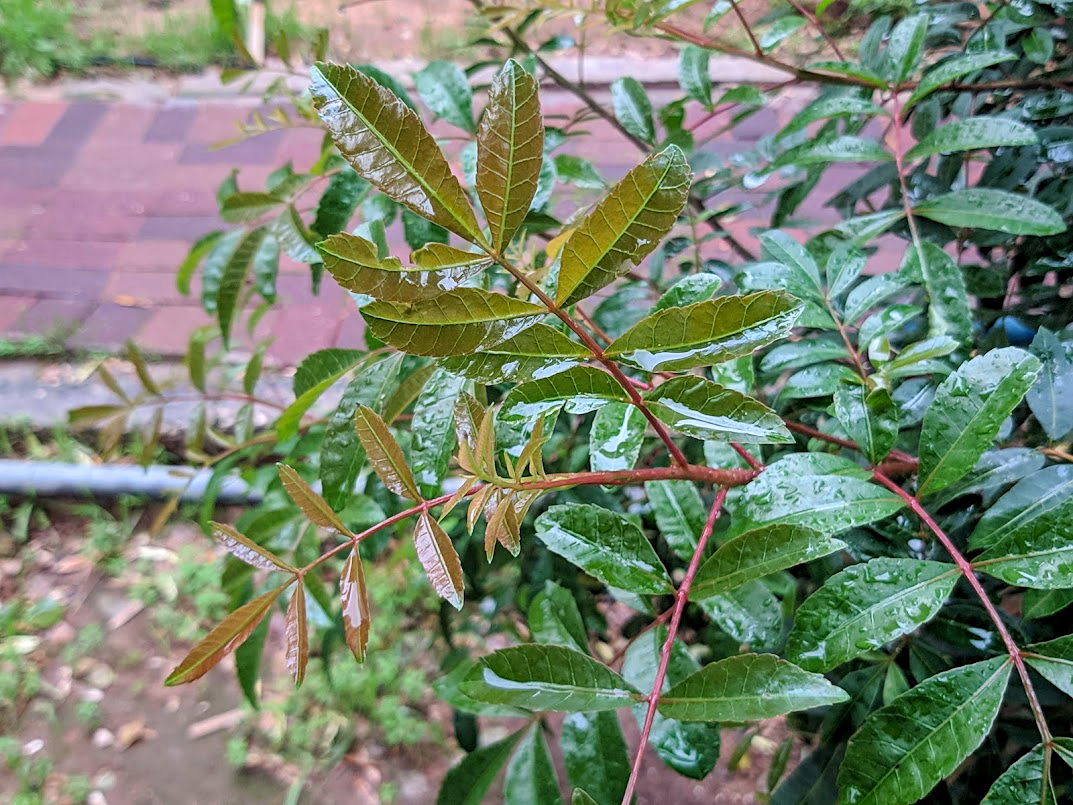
[726,0,764,57]
[785,0,846,62]
[622,486,729,805]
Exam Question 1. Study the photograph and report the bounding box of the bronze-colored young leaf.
[277,463,353,535]
[361,287,545,356]
[212,522,297,573]
[318,233,490,302]
[353,404,422,500]
[477,59,545,252]
[606,291,804,372]
[414,511,464,609]
[309,62,482,242]
[556,145,691,307]
[165,585,286,686]
[285,585,308,685]
[340,548,371,662]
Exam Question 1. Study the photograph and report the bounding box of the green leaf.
[777,95,886,141]
[361,288,545,356]
[504,725,562,805]
[785,558,959,672]
[354,405,421,500]
[560,712,630,805]
[319,354,402,508]
[277,464,352,536]
[907,51,1017,107]
[886,13,928,83]
[678,45,711,106]
[915,189,1066,236]
[312,167,366,237]
[611,77,655,144]
[440,323,588,384]
[980,745,1056,805]
[653,273,722,310]
[556,146,691,306]
[310,62,481,241]
[1024,27,1054,65]
[808,61,889,88]
[271,206,320,265]
[659,653,849,721]
[761,15,806,49]
[833,384,899,464]
[837,657,1012,805]
[645,480,707,561]
[461,644,640,711]
[772,746,844,805]
[215,228,268,347]
[621,628,720,780]
[645,375,792,443]
[1024,635,1073,700]
[905,116,1038,161]
[760,337,850,373]
[918,348,1041,497]
[773,136,892,168]
[759,231,824,304]
[414,511,465,609]
[900,241,973,349]
[499,366,630,421]
[477,60,545,251]
[969,465,1073,552]
[590,402,646,473]
[220,191,283,223]
[166,585,286,685]
[528,581,588,652]
[605,291,804,372]
[410,368,464,497]
[699,580,783,649]
[436,730,523,805]
[729,454,905,536]
[319,234,490,302]
[1024,587,1073,620]
[825,244,867,300]
[844,274,911,323]
[413,60,474,133]
[691,524,845,600]
[535,503,672,594]
[278,349,367,440]
[976,531,1073,589]
[1027,328,1073,441]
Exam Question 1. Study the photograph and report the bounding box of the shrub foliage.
[83,1,1073,801]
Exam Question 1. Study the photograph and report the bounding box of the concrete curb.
[1,55,790,105]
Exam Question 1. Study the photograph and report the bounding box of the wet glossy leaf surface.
[611,77,655,144]
[440,323,589,384]
[645,479,707,561]
[535,503,672,594]
[590,402,646,473]
[504,725,562,805]
[362,288,545,357]
[901,241,973,349]
[284,585,308,685]
[1026,327,1073,441]
[838,657,1012,805]
[969,465,1073,551]
[1023,635,1073,700]
[498,366,630,421]
[918,348,1041,497]
[560,712,631,805]
[906,51,1017,106]
[691,524,845,600]
[414,511,465,609]
[833,384,898,464]
[773,136,892,168]
[166,585,285,685]
[905,116,1038,161]
[354,405,421,500]
[699,579,783,649]
[310,62,481,240]
[477,60,544,251]
[606,291,804,372]
[658,653,849,721]
[785,558,959,672]
[436,729,523,805]
[646,375,792,443]
[653,273,723,310]
[980,744,1056,804]
[528,580,589,652]
[461,644,640,711]
[319,233,489,302]
[622,629,720,780]
[410,368,465,498]
[413,60,474,133]
[339,547,371,662]
[277,463,351,534]
[915,188,1066,235]
[556,146,691,306]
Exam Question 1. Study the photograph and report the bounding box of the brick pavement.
[0,88,859,366]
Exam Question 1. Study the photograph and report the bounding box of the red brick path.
[0,93,863,365]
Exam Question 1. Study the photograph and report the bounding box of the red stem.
[871,470,1051,742]
[622,486,729,805]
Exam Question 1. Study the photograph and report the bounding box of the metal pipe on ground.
[0,460,261,504]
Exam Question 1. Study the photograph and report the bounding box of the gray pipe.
[0,460,261,504]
